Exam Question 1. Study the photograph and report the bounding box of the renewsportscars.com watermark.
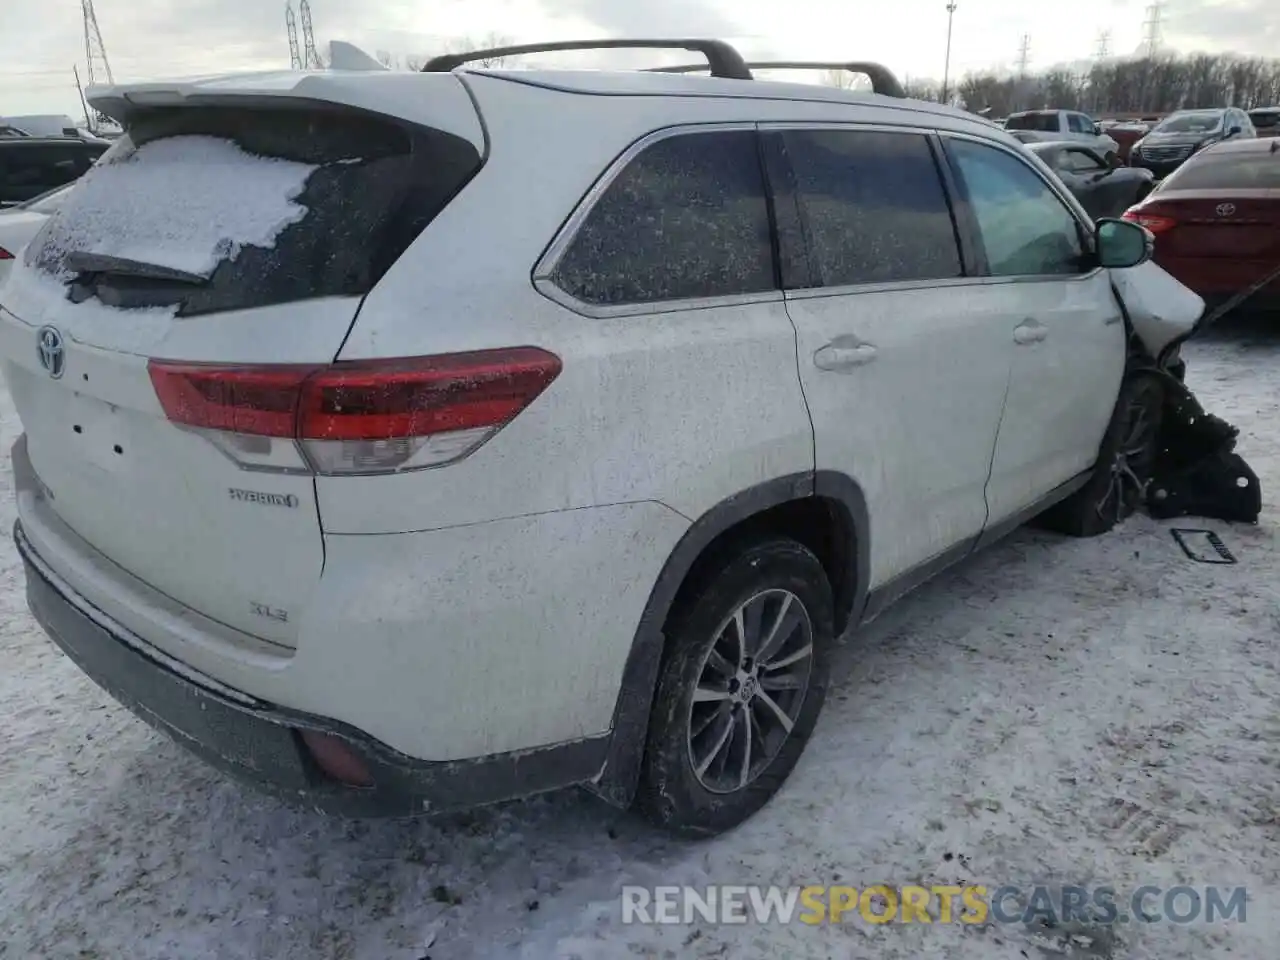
[622,884,1248,926]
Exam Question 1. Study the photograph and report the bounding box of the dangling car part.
[1108,258,1271,526]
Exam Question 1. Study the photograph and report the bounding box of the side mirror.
[1227,125,1242,137]
[1096,218,1154,269]
[1093,122,1103,135]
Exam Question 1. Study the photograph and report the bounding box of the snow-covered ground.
[2,321,1279,960]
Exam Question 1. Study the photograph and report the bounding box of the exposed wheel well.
[662,496,858,647]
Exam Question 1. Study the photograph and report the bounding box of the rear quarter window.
[550,130,775,306]
[28,106,483,317]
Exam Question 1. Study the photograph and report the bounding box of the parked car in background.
[1102,121,1149,163]
[1004,110,1121,163]
[0,185,72,286]
[1026,141,1155,219]
[1124,138,1280,314]
[1128,108,1256,180]
[0,136,108,207]
[1249,107,1280,138]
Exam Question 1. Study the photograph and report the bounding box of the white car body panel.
[784,282,1012,588]
[1112,260,1204,355]
[983,273,1126,520]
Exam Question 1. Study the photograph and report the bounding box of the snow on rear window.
[39,135,317,279]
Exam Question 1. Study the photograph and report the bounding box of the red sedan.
[1124,138,1280,314]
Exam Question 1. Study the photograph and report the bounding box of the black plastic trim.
[424,39,754,81]
[859,469,1092,624]
[16,522,608,818]
[588,471,869,807]
[650,60,906,98]
[973,470,1092,551]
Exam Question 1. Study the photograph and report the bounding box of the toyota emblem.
[36,325,65,379]
[1216,202,1236,217]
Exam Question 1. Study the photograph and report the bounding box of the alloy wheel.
[686,589,815,794]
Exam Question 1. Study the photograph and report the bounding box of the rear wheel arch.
[585,471,869,808]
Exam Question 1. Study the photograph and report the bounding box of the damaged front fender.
[1109,260,1204,359]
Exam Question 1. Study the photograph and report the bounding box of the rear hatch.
[0,75,485,647]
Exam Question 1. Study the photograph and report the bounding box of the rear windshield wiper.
[65,251,209,286]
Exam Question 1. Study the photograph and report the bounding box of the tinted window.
[1005,113,1060,133]
[1250,111,1279,130]
[778,129,961,287]
[1162,151,1280,190]
[553,131,774,306]
[0,144,88,202]
[1055,149,1106,173]
[948,139,1084,277]
[1067,114,1091,134]
[30,107,483,317]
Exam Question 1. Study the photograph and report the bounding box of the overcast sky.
[2,0,1275,119]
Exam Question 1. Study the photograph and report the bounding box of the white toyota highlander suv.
[1,40,1178,837]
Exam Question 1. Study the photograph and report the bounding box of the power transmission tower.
[1094,31,1111,61]
[82,0,114,87]
[300,0,321,69]
[1015,34,1031,78]
[286,2,302,70]
[1142,1,1165,58]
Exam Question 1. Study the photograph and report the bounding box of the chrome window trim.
[534,278,783,320]
[532,121,776,317]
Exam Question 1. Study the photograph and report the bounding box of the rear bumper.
[17,520,608,817]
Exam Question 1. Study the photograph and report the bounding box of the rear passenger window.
[778,129,962,287]
[552,130,774,306]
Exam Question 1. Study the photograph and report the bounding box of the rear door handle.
[814,338,878,371]
[1013,320,1048,345]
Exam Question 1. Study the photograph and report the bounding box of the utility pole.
[1142,1,1165,58]
[941,2,958,106]
[73,65,91,130]
[300,0,321,69]
[1094,31,1111,61]
[1015,34,1031,79]
[286,2,302,70]
[81,0,114,134]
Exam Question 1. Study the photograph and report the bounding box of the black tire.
[1037,374,1164,537]
[635,538,834,838]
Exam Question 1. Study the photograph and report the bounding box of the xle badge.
[229,488,300,508]
[250,602,289,623]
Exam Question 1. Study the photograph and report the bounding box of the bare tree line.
[890,53,1280,118]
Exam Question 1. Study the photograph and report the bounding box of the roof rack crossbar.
[650,60,907,99]
[422,39,754,80]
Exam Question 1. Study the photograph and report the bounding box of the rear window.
[1161,151,1280,190]
[1251,111,1280,130]
[28,106,482,317]
[1005,113,1060,132]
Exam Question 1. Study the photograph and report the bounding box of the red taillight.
[0,247,14,260]
[148,347,562,475]
[1122,210,1177,234]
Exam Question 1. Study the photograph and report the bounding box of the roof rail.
[422,39,754,81]
[650,60,907,99]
